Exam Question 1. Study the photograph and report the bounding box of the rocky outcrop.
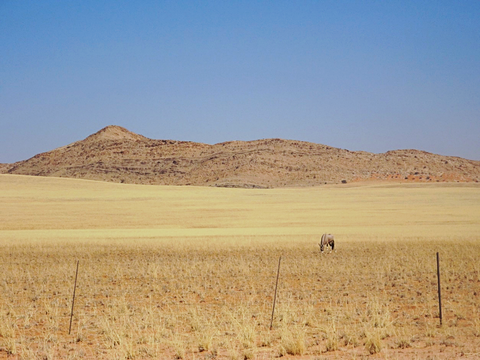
[4,125,479,187]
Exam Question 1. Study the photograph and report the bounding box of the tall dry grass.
[1,237,479,358]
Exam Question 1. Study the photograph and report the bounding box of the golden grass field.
[0,174,479,359]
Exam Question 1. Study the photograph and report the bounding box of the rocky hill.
[2,125,479,187]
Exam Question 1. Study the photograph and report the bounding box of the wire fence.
[2,253,476,329]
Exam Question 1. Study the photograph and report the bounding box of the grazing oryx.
[319,233,335,253]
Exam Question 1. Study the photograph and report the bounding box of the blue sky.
[1,0,479,162]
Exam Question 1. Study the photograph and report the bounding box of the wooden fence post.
[69,260,80,335]
[270,256,282,330]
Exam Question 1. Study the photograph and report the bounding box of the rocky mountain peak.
[85,125,148,142]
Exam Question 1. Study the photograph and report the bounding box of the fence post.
[270,256,282,330]
[436,252,442,326]
[69,260,80,335]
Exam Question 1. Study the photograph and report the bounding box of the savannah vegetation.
[0,174,479,359]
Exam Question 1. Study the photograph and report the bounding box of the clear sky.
[1,0,479,163]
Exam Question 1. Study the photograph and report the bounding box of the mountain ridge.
[2,126,479,187]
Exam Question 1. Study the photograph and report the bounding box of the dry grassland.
[0,175,479,359]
